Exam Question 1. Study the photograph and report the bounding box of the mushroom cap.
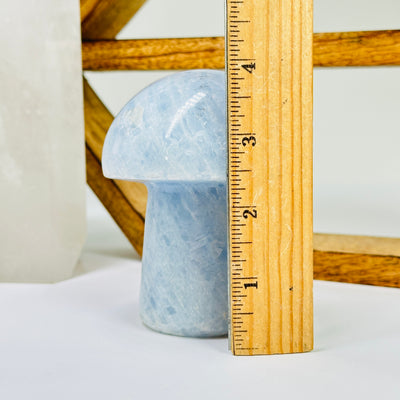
[102,70,226,183]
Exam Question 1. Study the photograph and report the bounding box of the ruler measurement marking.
[227,0,313,355]
[232,312,254,315]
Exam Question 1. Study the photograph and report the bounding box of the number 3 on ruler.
[241,136,256,147]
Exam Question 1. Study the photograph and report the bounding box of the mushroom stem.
[139,181,228,337]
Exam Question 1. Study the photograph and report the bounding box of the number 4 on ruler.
[241,62,256,73]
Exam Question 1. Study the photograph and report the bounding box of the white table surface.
[1,191,400,400]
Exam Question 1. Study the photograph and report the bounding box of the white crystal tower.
[0,1,86,282]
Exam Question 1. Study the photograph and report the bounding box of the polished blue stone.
[102,70,228,337]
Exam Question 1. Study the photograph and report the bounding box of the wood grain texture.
[86,146,144,256]
[314,250,400,288]
[314,233,400,258]
[82,30,400,70]
[80,0,99,23]
[83,78,148,219]
[227,0,313,355]
[81,0,147,39]
[82,37,224,70]
[313,30,400,67]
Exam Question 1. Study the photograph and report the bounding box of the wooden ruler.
[227,0,314,355]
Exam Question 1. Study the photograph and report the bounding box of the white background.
[2,1,400,399]
[1,191,400,399]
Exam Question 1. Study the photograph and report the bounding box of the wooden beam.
[80,0,99,23]
[82,30,400,70]
[86,145,144,256]
[314,233,400,258]
[313,234,400,288]
[81,0,148,255]
[81,0,147,40]
[83,78,147,255]
[313,30,400,67]
[313,250,400,288]
[83,78,148,220]
[82,37,224,70]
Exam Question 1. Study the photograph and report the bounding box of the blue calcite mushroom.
[102,70,228,337]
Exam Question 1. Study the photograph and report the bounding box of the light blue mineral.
[102,70,228,337]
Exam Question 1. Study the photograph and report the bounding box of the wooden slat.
[81,0,147,39]
[82,30,400,70]
[86,146,144,256]
[314,250,400,288]
[80,0,99,23]
[82,37,224,70]
[314,233,400,258]
[81,0,148,254]
[313,30,400,67]
[83,78,148,220]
